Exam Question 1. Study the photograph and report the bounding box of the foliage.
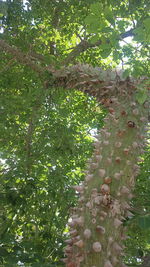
[124,143,150,266]
[0,79,105,265]
[0,0,149,266]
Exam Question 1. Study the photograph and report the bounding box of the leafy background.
[0,0,150,266]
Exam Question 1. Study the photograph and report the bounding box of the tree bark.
[61,66,149,267]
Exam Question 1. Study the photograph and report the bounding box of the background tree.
[0,0,149,266]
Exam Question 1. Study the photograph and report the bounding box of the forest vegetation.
[0,0,150,266]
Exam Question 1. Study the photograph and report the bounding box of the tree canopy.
[0,0,149,266]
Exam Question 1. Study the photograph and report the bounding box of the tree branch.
[29,50,46,62]
[61,39,102,65]
[0,38,136,105]
[62,29,135,65]
[0,28,135,74]
[120,29,134,39]
[0,39,46,75]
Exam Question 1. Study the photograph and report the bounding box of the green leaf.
[143,18,150,33]
[138,216,150,229]
[122,69,130,78]
[99,48,111,58]
[90,3,102,15]
[0,2,8,16]
[84,14,97,25]
[136,90,148,104]
[85,12,108,34]
[113,50,121,61]
[85,15,100,33]
[89,35,99,44]
[87,23,100,33]
[104,7,115,25]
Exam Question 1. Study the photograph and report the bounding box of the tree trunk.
[61,66,149,267]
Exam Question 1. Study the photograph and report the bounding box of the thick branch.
[62,29,135,65]
[0,39,45,75]
[0,39,140,106]
[54,64,136,104]
[61,39,102,65]
[0,28,134,77]
[29,50,46,62]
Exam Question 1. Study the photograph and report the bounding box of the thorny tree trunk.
[58,65,149,267]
